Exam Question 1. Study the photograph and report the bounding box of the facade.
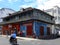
[45,6,60,34]
[45,6,60,24]
[0,7,54,37]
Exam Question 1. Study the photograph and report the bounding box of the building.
[45,6,60,34]
[45,6,60,24]
[0,7,54,37]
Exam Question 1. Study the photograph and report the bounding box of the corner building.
[0,7,54,37]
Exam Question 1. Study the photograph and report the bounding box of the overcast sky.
[0,0,60,11]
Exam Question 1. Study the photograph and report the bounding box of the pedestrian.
[22,30,25,37]
[17,31,20,36]
[14,28,18,36]
[32,33,36,38]
[19,31,23,37]
[5,30,8,38]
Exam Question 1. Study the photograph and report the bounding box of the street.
[0,36,60,45]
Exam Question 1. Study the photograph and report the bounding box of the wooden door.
[27,25,33,36]
[40,26,44,36]
[47,27,50,35]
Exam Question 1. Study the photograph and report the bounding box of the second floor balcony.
[0,15,54,25]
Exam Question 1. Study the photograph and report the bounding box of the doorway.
[26,25,33,36]
[47,27,50,35]
[40,26,44,36]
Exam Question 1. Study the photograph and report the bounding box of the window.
[33,10,38,16]
[15,16,19,20]
[6,18,10,21]
[58,10,60,14]
[46,17,49,20]
[46,16,50,20]
[54,9,56,13]
[54,16,57,20]
[58,17,60,20]
[51,17,53,20]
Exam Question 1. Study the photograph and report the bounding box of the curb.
[1,35,39,41]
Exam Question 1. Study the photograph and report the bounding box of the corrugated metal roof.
[2,7,54,19]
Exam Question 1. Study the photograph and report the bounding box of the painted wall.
[20,22,33,36]
[2,21,52,37]
[2,25,9,34]
[2,23,20,34]
[33,21,48,36]
[20,25,27,36]
[12,23,20,31]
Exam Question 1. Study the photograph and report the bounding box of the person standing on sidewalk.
[22,30,25,37]
[5,30,9,38]
[17,31,21,36]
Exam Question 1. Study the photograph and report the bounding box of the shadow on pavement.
[38,34,60,40]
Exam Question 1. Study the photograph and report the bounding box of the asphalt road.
[0,36,60,45]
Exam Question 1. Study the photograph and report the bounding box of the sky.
[0,0,60,11]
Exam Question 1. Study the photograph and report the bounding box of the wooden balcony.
[0,16,54,25]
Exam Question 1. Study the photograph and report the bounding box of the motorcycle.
[9,37,18,45]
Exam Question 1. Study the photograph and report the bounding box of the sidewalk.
[0,35,39,41]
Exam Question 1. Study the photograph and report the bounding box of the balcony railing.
[0,16,32,25]
[0,16,54,25]
[32,16,55,24]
